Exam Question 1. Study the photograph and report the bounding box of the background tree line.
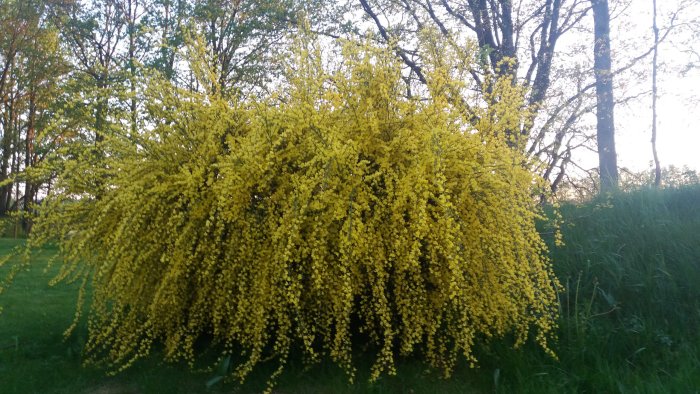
[0,0,697,234]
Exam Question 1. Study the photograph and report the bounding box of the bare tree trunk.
[12,111,20,238]
[651,0,662,188]
[0,80,16,215]
[127,0,138,137]
[591,0,618,193]
[0,114,11,215]
[95,75,107,144]
[23,87,36,233]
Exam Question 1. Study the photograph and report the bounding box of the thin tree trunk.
[0,81,15,215]
[651,0,661,188]
[12,110,20,238]
[128,0,138,137]
[591,0,619,193]
[0,113,11,215]
[95,100,106,143]
[23,87,36,233]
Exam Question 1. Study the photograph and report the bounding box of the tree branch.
[359,0,428,84]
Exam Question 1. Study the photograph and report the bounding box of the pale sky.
[596,0,699,172]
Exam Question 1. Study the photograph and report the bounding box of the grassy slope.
[549,186,700,393]
[1,185,699,393]
[485,185,700,393]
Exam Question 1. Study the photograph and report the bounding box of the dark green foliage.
[553,185,700,337]
[541,185,700,392]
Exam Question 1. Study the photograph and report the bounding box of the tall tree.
[19,22,68,229]
[354,0,598,192]
[651,0,661,188]
[0,0,31,215]
[591,0,618,193]
[55,0,128,142]
[116,0,149,136]
[190,0,299,97]
[356,0,588,111]
[0,0,68,223]
[146,0,189,81]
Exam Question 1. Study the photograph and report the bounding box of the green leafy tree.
[144,0,190,81]
[188,0,301,97]
[0,0,68,228]
[54,0,129,142]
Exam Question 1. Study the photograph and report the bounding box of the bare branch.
[359,0,428,84]
[440,0,477,31]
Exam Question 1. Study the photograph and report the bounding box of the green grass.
[0,239,488,393]
[2,185,700,393]
[542,185,700,393]
[0,239,238,394]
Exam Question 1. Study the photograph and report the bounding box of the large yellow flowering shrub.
[25,39,558,387]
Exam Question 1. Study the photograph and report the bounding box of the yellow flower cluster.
[27,37,559,389]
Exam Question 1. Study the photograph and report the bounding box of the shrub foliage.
[25,39,558,386]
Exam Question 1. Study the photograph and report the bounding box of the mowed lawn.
[0,239,221,394]
[0,239,488,394]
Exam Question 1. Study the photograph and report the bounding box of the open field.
[2,186,700,393]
